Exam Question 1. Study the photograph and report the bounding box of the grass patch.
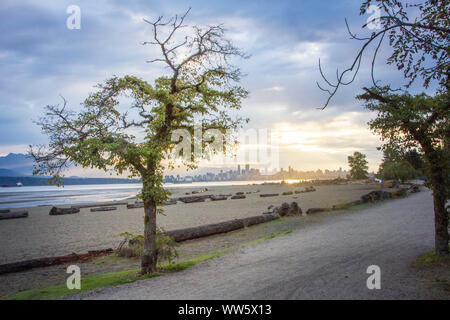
[5,268,158,300]
[4,229,293,300]
[159,251,224,272]
[410,248,450,295]
[242,230,293,247]
[410,247,450,268]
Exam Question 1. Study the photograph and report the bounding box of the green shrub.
[117,230,178,263]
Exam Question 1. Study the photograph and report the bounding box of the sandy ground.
[75,190,449,300]
[0,206,345,297]
[0,183,378,265]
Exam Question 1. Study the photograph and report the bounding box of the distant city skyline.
[163,164,351,184]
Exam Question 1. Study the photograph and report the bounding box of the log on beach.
[49,207,80,216]
[166,214,280,242]
[72,202,128,209]
[90,206,117,212]
[210,195,228,201]
[0,248,114,275]
[231,195,246,199]
[127,203,144,209]
[164,199,178,205]
[260,194,279,198]
[306,208,327,215]
[0,210,28,220]
[0,209,11,214]
[177,195,210,203]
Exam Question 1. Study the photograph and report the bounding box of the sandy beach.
[0,182,378,265]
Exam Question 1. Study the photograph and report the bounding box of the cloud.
[0,0,403,174]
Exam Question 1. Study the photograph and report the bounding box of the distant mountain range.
[0,153,141,185]
[0,153,34,176]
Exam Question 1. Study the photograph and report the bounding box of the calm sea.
[0,180,292,209]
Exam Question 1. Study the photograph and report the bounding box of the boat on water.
[1,182,23,188]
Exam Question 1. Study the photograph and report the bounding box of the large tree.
[30,10,249,274]
[317,0,449,255]
[358,87,449,254]
[348,151,369,180]
[318,0,449,108]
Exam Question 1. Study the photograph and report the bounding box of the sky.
[0,0,431,176]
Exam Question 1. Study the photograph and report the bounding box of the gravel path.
[75,190,442,300]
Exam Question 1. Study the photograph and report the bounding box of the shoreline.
[0,182,379,266]
[0,178,351,209]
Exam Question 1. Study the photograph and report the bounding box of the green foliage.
[378,160,418,182]
[358,87,449,197]
[377,146,421,182]
[117,230,178,263]
[359,87,449,254]
[347,151,369,180]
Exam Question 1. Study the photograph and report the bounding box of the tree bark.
[431,173,449,255]
[141,199,158,274]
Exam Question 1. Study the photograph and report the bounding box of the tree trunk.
[431,174,449,255]
[141,199,158,274]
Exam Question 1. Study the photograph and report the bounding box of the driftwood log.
[361,191,392,203]
[49,207,80,216]
[0,209,11,214]
[166,214,280,242]
[127,203,144,209]
[306,208,327,215]
[0,249,114,275]
[231,195,246,200]
[0,210,28,220]
[332,200,363,210]
[90,207,117,212]
[72,202,128,209]
[177,195,211,203]
[211,195,228,201]
[260,194,279,198]
[282,191,293,196]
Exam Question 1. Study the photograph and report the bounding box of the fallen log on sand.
[49,207,80,216]
[260,194,279,198]
[90,207,117,212]
[210,195,228,201]
[166,214,280,242]
[306,208,327,215]
[231,195,246,200]
[72,202,128,209]
[177,195,210,203]
[0,210,28,220]
[0,209,11,214]
[0,248,114,275]
[127,203,144,209]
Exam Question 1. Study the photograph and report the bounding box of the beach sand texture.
[0,183,377,264]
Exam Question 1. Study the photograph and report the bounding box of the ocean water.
[0,180,294,208]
